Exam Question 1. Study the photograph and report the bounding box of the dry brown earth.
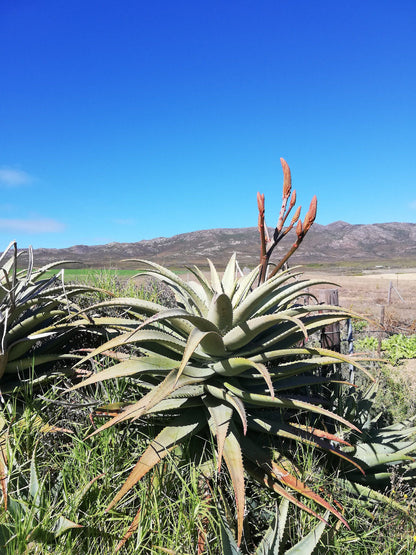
[302,270,416,333]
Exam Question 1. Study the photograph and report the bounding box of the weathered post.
[378,305,385,357]
[387,281,393,305]
[317,288,341,352]
[317,288,341,431]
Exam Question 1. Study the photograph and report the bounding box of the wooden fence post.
[378,305,385,357]
[317,289,341,353]
[317,289,341,431]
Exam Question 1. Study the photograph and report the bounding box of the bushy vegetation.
[356,334,416,364]
[1,160,415,553]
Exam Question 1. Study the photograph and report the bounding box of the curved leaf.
[231,265,260,308]
[186,264,214,300]
[69,355,178,390]
[250,347,375,382]
[107,409,206,510]
[126,259,207,315]
[204,397,233,471]
[221,253,237,298]
[208,259,223,294]
[205,384,247,435]
[212,358,274,398]
[207,293,233,333]
[222,424,246,546]
[75,329,189,367]
[87,368,209,438]
[244,458,328,525]
[224,313,307,352]
[224,382,361,433]
[285,511,329,555]
[136,308,219,334]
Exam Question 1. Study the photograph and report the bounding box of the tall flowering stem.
[257,159,317,284]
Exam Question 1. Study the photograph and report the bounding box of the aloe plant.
[335,381,416,519]
[342,382,416,483]
[0,240,118,508]
[0,241,111,387]
[70,254,373,546]
[220,498,330,554]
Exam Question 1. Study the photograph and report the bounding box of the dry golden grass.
[303,270,416,334]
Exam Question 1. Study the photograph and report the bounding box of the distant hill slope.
[29,221,416,268]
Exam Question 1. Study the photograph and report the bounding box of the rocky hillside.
[28,221,416,269]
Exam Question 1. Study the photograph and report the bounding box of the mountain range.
[27,221,416,270]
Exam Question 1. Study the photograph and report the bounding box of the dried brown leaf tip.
[280,157,292,199]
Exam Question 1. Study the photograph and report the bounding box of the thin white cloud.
[0,168,34,187]
[410,200,416,210]
[0,218,65,233]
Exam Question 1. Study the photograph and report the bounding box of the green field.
[40,267,188,282]
[41,268,140,282]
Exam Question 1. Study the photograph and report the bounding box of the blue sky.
[1,0,415,249]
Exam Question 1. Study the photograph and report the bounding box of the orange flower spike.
[303,195,317,232]
[296,219,303,238]
[280,158,292,199]
[291,205,301,225]
[257,193,265,232]
[276,160,292,232]
[280,204,301,239]
[257,192,265,213]
[288,189,296,210]
[257,192,268,261]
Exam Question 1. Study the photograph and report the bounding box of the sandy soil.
[360,272,416,281]
[303,271,416,333]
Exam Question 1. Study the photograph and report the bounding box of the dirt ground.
[303,270,416,334]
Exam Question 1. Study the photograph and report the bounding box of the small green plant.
[382,334,416,363]
[355,336,378,353]
[355,333,416,364]
[351,319,368,333]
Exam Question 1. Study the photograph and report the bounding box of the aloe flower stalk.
[258,159,317,284]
